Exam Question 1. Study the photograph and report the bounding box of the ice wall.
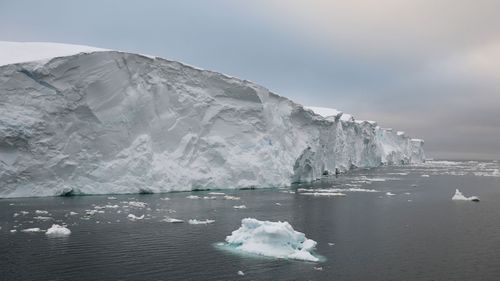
[0,51,424,197]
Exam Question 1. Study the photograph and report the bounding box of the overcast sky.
[1,0,499,159]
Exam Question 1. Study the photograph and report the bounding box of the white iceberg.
[45,224,71,237]
[452,189,479,202]
[224,218,320,262]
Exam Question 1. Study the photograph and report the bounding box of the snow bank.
[0,42,425,197]
[452,189,479,201]
[45,224,71,237]
[225,218,320,262]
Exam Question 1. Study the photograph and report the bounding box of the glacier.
[0,42,424,198]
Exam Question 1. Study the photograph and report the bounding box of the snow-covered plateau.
[0,42,425,198]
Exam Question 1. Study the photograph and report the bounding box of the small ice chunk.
[162,217,184,223]
[20,211,29,215]
[35,210,49,215]
[421,175,430,177]
[160,197,170,201]
[105,205,119,209]
[313,266,323,271]
[186,195,201,199]
[386,192,396,196]
[237,271,245,276]
[127,201,147,208]
[328,242,335,246]
[13,213,19,217]
[21,227,43,233]
[10,229,17,233]
[46,224,71,237]
[107,196,117,200]
[209,192,226,195]
[34,216,52,221]
[233,205,247,209]
[300,192,346,197]
[188,219,215,225]
[275,203,282,206]
[127,214,145,221]
[69,212,79,216]
[225,218,319,262]
[203,196,217,200]
[452,189,479,202]
[223,195,240,200]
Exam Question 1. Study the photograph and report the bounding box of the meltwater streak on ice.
[0,42,424,197]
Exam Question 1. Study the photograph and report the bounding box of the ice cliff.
[0,42,425,197]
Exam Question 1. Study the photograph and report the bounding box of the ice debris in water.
[386,192,396,196]
[162,217,184,223]
[188,219,215,225]
[186,195,201,199]
[126,201,147,208]
[225,218,320,262]
[127,214,145,221]
[452,189,479,202]
[35,210,49,215]
[300,192,346,197]
[421,174,430,177]
[21,228,43,233]
[237,271,245,276]
[46,224,71,237]
[233,205,247,209]
[223,195,240,200]
[107,197,117,200]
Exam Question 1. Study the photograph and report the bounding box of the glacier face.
[0,50,424,197]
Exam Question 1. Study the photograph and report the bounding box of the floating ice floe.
[162,217,184,223]
[298,188,378,193]
[188,219,215,225]
[300,192,346,197]
[186,195,201,199]
[107,196,117,200]
[233,205,247,209]
[386,192,396,196]
[452,189,479,202]
[224,195,240,200]
[10,229,17,233]
[45,224,71,237]
[126,201,147,208]
[21,228,43,233]
[209,192,226,195]
[224,218,320,262]
[237,271,245,276]
[34,216,52,221]
[160,197,170,201]
[35,210,48,215]
[127,214,145,221]
[421,175,430,177]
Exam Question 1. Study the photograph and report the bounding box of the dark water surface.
[1,161,500,281]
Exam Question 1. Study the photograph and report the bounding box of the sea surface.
[1,160,500,281]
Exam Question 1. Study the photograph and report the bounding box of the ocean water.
[1,160,500,281]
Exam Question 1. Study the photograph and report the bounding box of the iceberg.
[224,218,320,262]
[45,224,71,237]
[0,41,425,197]
[452,189,479,202]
